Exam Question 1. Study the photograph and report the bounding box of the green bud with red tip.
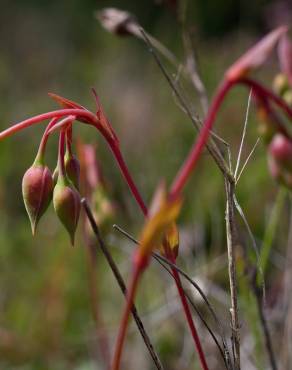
[64,152,80,190]
[22,159,54,235]
[52,152,80,190]
[53,175,81,245]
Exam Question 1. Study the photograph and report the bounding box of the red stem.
[0,109,97,140]
[170,79,235,199]
[109,140,148,216]
[35,117,59,161]
[167,252,209,370]
[238,77,292,119]
[103,138,210,369]
[111,265,141,370]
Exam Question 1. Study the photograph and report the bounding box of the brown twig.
[81,198,164,370]
[225,179,240,370]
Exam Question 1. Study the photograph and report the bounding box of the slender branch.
[225,179,240,370]
[81,198,164,370]
[234,90,252,179]
[183,30,209,116]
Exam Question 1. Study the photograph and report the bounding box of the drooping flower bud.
[52,154,81,190]
[65,153,80,190]
[53,178,81,245]
[22,164,54,235]
[268,134,292,171]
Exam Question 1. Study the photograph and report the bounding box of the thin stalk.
[225,179,240,370]
[170,79,235,199]
[35,117,59,161]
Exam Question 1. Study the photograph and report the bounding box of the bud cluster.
[22,123,82,245]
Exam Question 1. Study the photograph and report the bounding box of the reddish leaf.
[226,26,288,81]
[48,93,92,124]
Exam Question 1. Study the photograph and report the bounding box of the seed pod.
[268,134,292,172]
[53,154,81,190]
[65,153,80,190]
[22,164,54,235]
[53,178,81,245]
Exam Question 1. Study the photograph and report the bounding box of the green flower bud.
[22,164,54,235]
[65,153,80,190]
[53,178,81,245]
[52,154,80,190]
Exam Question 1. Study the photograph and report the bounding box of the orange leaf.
[138,183,182,259]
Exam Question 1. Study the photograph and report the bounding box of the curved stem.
[170,79,235,199]
[0,109,97,140]
[238,77,292,120]
[35,117,59,163]
[108,140,148,216]
[111,265,141,370]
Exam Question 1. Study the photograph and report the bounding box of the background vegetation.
[0,0,291,369]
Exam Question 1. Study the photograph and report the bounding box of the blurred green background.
[0,0,291,369]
